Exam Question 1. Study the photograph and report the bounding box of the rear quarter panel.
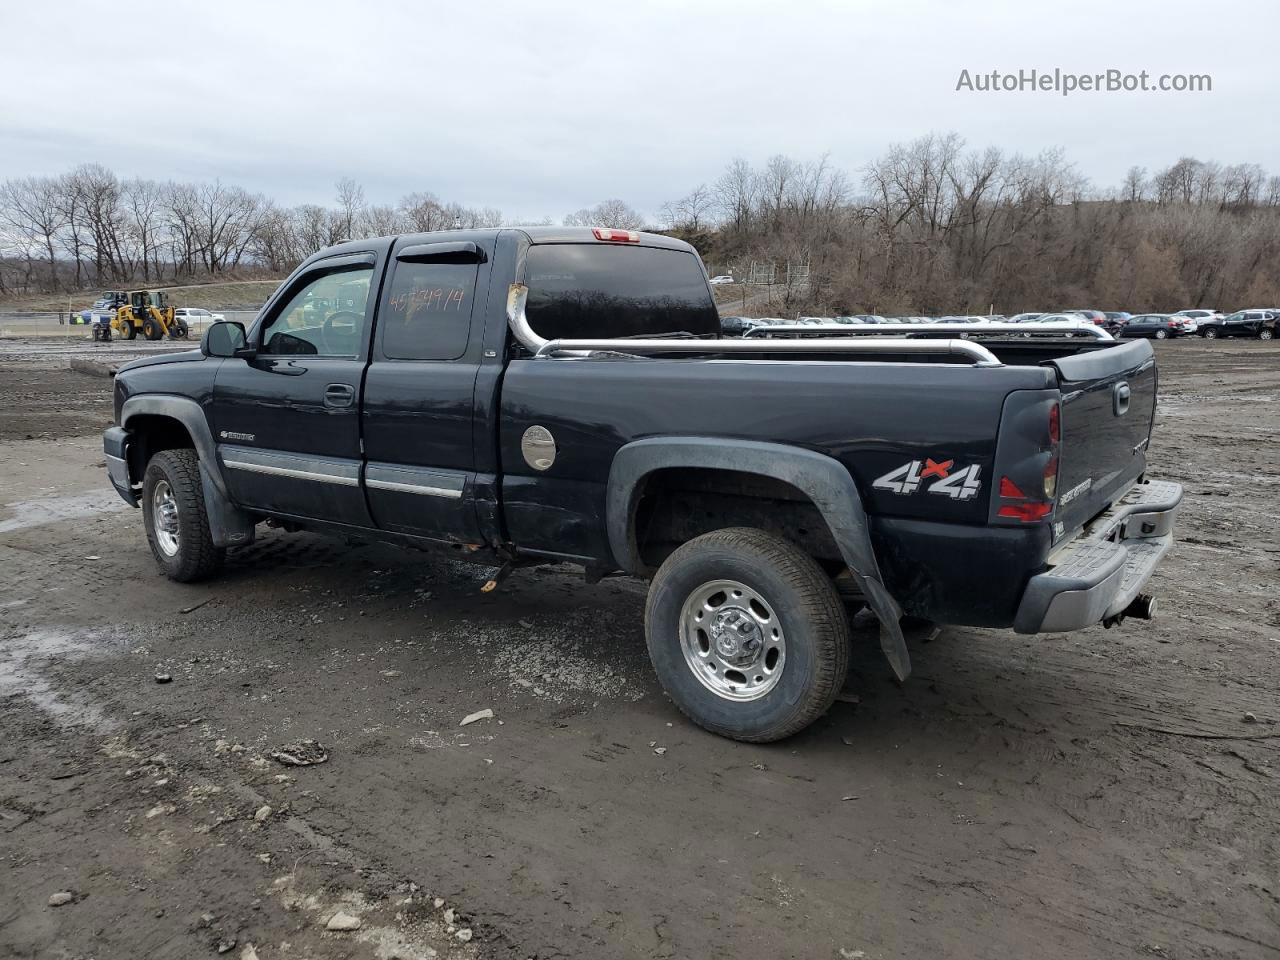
[497,357,1054,564]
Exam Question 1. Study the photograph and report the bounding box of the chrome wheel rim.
[152,479,180,556]
[679,579,785,701]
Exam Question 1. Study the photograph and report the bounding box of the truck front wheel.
[644,527,850,742]
[142,449,225,582]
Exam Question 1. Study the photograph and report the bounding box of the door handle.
[324,383,355,408]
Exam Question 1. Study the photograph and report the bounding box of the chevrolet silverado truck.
[103,227,1183,742]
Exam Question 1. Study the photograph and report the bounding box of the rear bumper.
[1013,478,1183,633]
[104,426,137,507]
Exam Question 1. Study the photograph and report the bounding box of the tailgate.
[1049,340,1157,539]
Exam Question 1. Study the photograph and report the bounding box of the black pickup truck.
[104,227,1183,741]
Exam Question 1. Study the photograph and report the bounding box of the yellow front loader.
[112,290,189,341]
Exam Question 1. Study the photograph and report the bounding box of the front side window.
[259,265,373,357]
[524,243,719,341]
[380,257,478,360]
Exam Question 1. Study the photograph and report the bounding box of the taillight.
[1000,476,1026,499]
[592,227,640,243]
[996,401,1060,523]
[998,501,1054,522]
[1043,454,1058,499]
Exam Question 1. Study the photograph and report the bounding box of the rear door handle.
[324,383,355,408]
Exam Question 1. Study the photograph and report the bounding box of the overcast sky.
[2,0,1276,221]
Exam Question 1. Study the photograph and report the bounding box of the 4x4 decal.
[872,458,982,500]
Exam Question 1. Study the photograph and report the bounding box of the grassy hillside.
[1,279,284,312]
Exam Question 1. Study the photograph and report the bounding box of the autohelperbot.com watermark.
[955,68,1212,96]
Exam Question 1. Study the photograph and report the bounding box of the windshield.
[524,243,719,341]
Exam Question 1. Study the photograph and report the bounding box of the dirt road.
[1,341,1277,960]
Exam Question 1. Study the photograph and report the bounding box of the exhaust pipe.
[1103,593,1158,629]
[1125,594,1158,620]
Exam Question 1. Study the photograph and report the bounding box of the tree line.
[3,138,1279,314]
[667,136,1280,314]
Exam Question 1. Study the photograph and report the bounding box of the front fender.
[120,395,228,498]
[606,437,910,679]
[117,395,254,548]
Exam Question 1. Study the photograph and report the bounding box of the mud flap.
[199,461,256,548]
[857,580,909,680]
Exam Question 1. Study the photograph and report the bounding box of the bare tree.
[0,176,64,290]
[1121,166,1149,202]
[564,199,643,229]
[334,177,365,239]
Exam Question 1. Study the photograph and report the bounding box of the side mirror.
[201,320,250,359]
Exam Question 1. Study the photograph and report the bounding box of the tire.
[1203,327,1218,339]
[171,319,189,340]
[644,527,850,742]
[1154,329,1168,340]
[1259,328,1274,341]
[141,449,225,582]
[142,316,162,341]
[118,319,136,341]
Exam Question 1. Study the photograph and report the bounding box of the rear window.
[524,243,719,341]
[381,256,478,360]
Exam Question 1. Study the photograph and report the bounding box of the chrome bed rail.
[505,284,1004,367]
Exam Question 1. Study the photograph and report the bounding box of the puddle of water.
[0,628,125,730]
[0,490,128,534]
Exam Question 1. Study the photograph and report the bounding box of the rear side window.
[524,244,718,341]
[381,257,478,360]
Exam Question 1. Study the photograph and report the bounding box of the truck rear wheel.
[142,449,225,582]
[644,527,849,742]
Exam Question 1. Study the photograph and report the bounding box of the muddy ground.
[1,340,1277,960]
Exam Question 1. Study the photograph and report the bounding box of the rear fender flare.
[606,437,910,679]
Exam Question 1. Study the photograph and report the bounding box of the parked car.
[1197,309,1277,340]
[104,226,1182,743]
[708,275,734,285]
[719,315,767,336]
[1101,312,1132,335]
[175,307,226,327]
[1120,313,1185,339]
[1009,312,1044,323]
[1171,309,1216,334]
[1066,309,1108,327]
[1024,313,1102,335]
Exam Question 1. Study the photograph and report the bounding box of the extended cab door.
[360,240,490,543]
[210,251,382,527]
